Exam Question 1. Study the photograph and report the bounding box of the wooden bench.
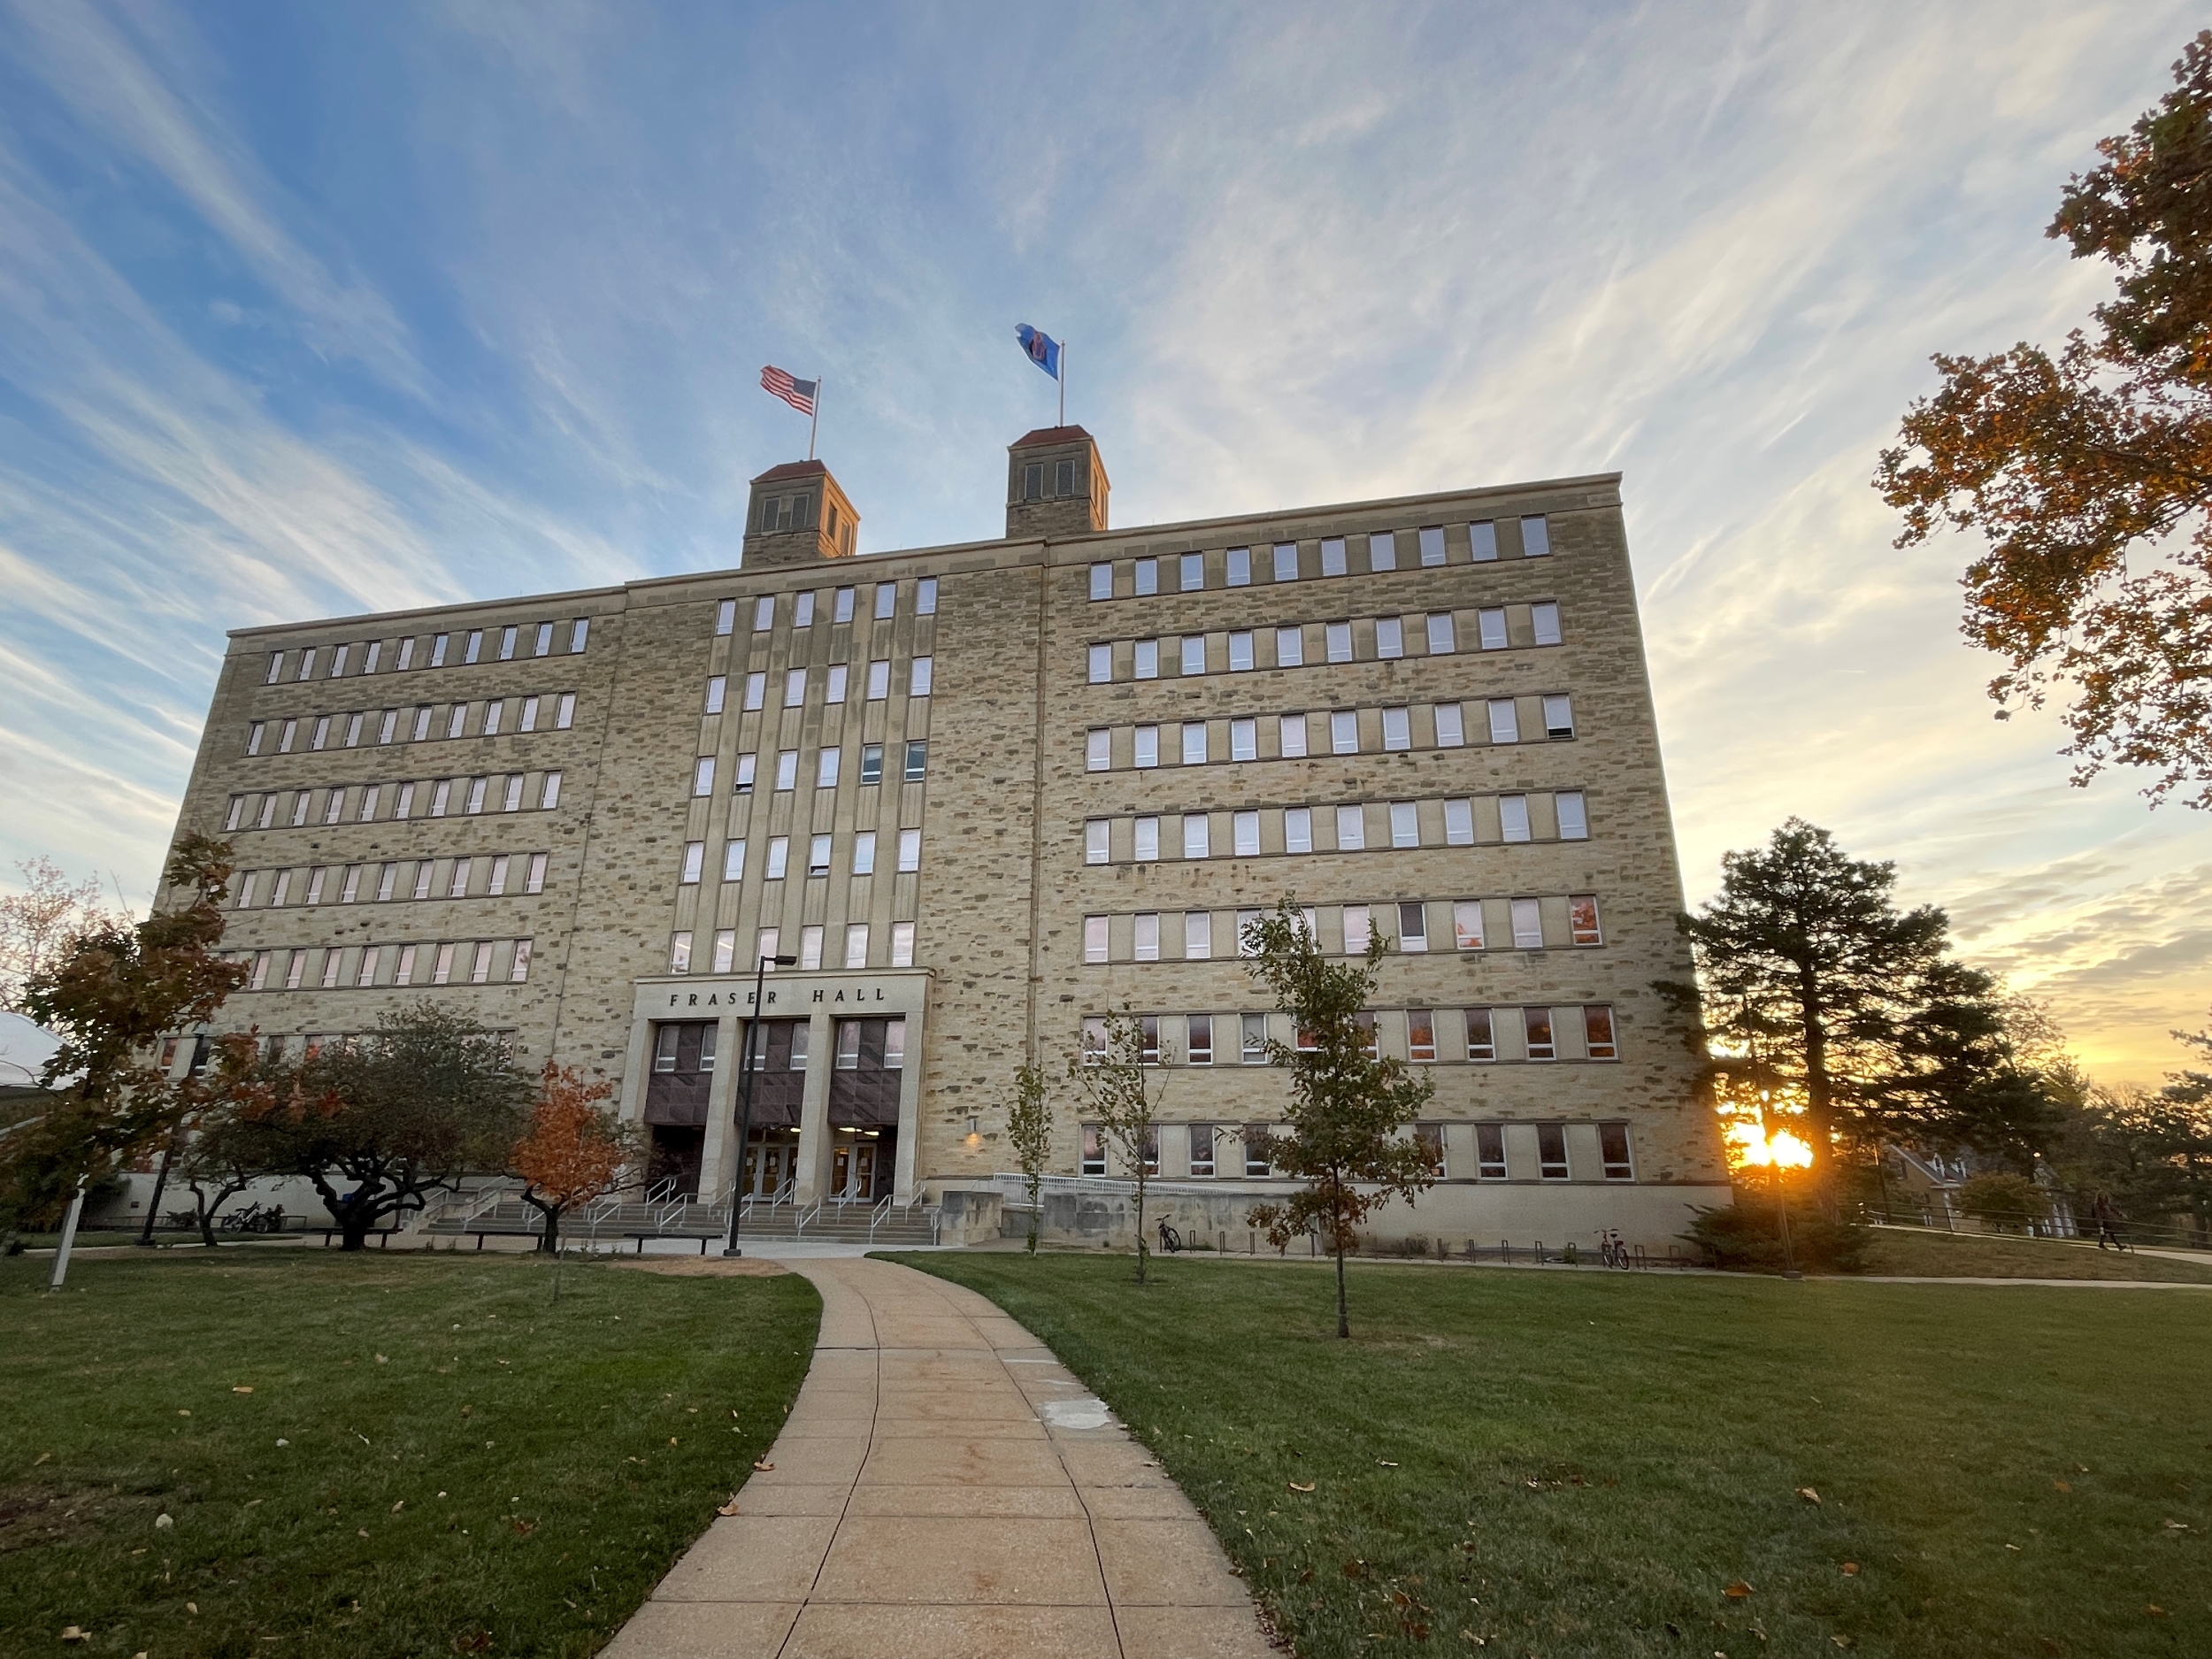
[313,1227,400,1248]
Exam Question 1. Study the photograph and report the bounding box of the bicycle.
[1598,1229,1632,1270]
[1156,1218,1184,1255]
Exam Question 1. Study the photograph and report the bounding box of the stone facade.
[149,426,1729,1249]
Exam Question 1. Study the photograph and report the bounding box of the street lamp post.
[1760,1087,1801,1281]
[724,953,798,1257]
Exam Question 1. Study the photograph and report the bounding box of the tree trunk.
[1333,1171,1349,1339]
[196,1197,218,1251]
[140,1133,181,1247]
[1133,1175,1148,1285]
[541,1206,562,1255]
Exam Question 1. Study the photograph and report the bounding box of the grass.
[2,1249,818,1657]
[1862,1225,2212,1283]
[895,1251,2212,1659]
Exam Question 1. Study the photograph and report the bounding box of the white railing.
[867,1194,894,1243]
[792,1198,823,1238]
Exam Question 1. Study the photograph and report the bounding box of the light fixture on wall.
[965,1114,980,1145]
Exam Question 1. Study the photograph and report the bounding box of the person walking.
[2093,1190,2127,1252]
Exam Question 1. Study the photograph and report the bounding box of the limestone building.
[154,427,1730,1246]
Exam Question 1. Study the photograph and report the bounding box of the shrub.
[1685,1195,1870,1274]
[1958,1171,2048,1233]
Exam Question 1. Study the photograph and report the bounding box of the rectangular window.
[680,841,704,884]
[1479,608,1508,649]
[1133,726,1159,768]
[775,750,798,791]
[1543,695,1574,739]
[874,582,896,620]
[226,795,246,832]
[1520,515,1552,557]
[1408,1010,1437,1063]
[1543,794,1585,847]
[411,862,434,901]
[844,925,870,969]
[1244,1125,1271,1176]
[526,853,548,894]
[1454,901,1486,951]
[1586,1006,1621,1064]
[1381,707,1410,750]
[1443,798,1474,847]
[1275,626,1304,667]
[792,590,817,628]
[1417,526,1446,567]
[470,941,495,986]
[754,595,776,632]
[1335,804,1366,850]
[265,652,284,685]
[867,660,890,700]
[1221,718,1255,763]
[1134,639,1158,679]
[341,864,363,903]
[310,717,331,751]
[799,926,824,970]
[694,757,716,796]
[1273,542,1298,582]
[1182,909,1214,960]
[1488,699,1520,745]
[724,839,747,881]
[858,744,882,785]
[851,830,878,875]
[557,693,576,728]
[1343,904,1372,955]
[1470,520,1498,562]
[1414,1123,1444,1177]
[518,695,539,733]
[1133,817,1160,862]
[1133,912,1160,961]
[716,598,736,635]
[394,945,418,986]
[903,740,927,780]
[834,587,856,623]
[1398,901,1428,951]
[344,712,365,748]
[1500,795,1532,842]
[1284,807,1312,853]
[1368,532,1396,572]
[280,719,297,754]
[410,707,432,742]
[392,784,414,822]
[1536,1119,1568,1172]
[890,922,916,966]
[1465,1008,1497,1064]
[1570,895,1602,947]
[1325,620,1353,663]
[426,941,455,986]
[705,675,727,714]
[757,926,780,964]
[1085,819,1110,864]
[1083,915,1109,964]
[322,789,346,826]
[910,657,933,696]
[783,668,806,708]
[1134,557,1158,595]
[1280,714,1309,757]
[712,929,736,973]
[1240,1013,1268,1064]
[818,748,841,788]
[743,672,766,710]
[1089,563,1113,601]
[296,649,317,681]
[1321,538,1348,577]
[765,837,789,879]
[1088,643,1112,684]
[1532,603,1562,646]
[532,622,551,657]
[1511,898,1544,949]
[1388,801,1419,849]
[1226,631,1254,672]
[736,749,760,790]
[1178,634,1204,677]
[1226,546,1250,586]
[1232,810,1261,857]
[1330,710,1358,755]
[896,828,921,872]
[1081,1124,1107,1176]
[1170,551,1200,592]
[498,626,518,661]
[431,634,450,668]
[1181,723,1208,765]
[358,945,383,987]
[448,703,470,740]
[1375,617,1403,659]
[917,577,938,615]
[1182,814,1210,859]
[429,780,451,818]
[807,835,833,877]
[1476,1120,1506,1177]
[464,630,484,664]
[1188,1121,1215,1175]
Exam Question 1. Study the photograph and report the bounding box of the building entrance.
[741,1125,802,1199]
[829,1128,893,1202]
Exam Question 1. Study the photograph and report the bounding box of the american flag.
[760,365,818,416]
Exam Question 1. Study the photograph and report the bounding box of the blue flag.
[1015,324,1061,381]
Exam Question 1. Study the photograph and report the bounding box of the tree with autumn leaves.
[511,1063,640,1253]
[1878,31,2212,809]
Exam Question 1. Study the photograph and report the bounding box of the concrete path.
[604,1256,1276,1659]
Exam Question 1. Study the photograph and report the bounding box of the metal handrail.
[792,1198,823,1238]
[866,1194,894,1243]
[643,1177,680,1206]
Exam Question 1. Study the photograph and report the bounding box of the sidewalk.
[604,1256,1276,1659]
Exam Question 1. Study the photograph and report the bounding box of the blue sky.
[0,0,2204,1081]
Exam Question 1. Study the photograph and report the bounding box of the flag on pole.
[760,365,818,415]
[1015,325,1061,381]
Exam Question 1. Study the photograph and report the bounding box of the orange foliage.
[511,1063,627,1214]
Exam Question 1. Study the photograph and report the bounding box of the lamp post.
[723,952,798,1257]
[1759,1087,1801,1281]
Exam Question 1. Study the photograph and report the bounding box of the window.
[1586,1006,1620,1063]
[411,862,434,901]
[1474,1121,1506,1179]
[679,841,704,884]
[1284,807,1312,853]
[1240,1014,1268,1063]
[1325,621,1353,663]
[903,740,927,780]
[1369,532,1397,572]
[510,940,534,982]
[752,595,775,633]
[365,641,383,672]
[1087,728,1113,772]
[1443,798,1474,847]
[526,853,549,894]
[1375,617,1403,659]
[890,922,916,966]
[875,582,897,620]
[1174,551,1203,592]
[1276,626,1304,667]
[1488,699,1520,745]
[844,925,870,969]
[1224,631,1255,673]
[1398,901,1428,950]
[1182,814,1210,859]
[1454,901,1486,951]
[897,829,921,872]
[867,660,890,700]
[1134,557,1158,595]
[1272,542,1298,581]
[910,657,933,696]
[1343,904,1372,955]
[429,781,450,818]
[1083,915,1109,964]
[724,839,747,881]
[743,672,766,710]
[498,626,518,662]
[702,675,727,716]
[1510,898,1543,949]
[1181,723,1209,765]
[1532,603,1562,646]
[1414,1123,1444,1177]
[378,708,399,743]
[556,693,576,728]
[225,796,246,832]
[1244,1125,1271,1176]
[917,577,938,615]
[712,929,737,973]
[1520,515,1552,557]
[1321,538,1348,578]
[1085,819,1110,864]
[1185,910,1213,959]
[1233,810,1260,857]
[733,753,757,792]
[1381,707,1410,750]
[461,629,486,665]
[1023,463,1044,500]
[1089,563,1113,601]
[265,652,284,685]
[1133,912,1160,961]
[670,931,693,973]
[775,751,798,791]
[1134,726,1159,768]
[851,831,876,875]
[1330,710,1358,755]
[448,703,472,740]
[1177,634,1204,677]
[818,748,841,788]
[799,926,824,970]
[1471,520,1499,561]
[1226,546,1250,585]
[1570,895,1602,947]
[1414,525,1445,567]
[280,718,298,754]
[757,927,780,964]
[1543,695,1575,739]
[1500,795,1532,842]
[396,638,417,672]
[1137,1017,1163,1069]
[1408,1010,1437,1063]
[834,587,856,623]
[692,757,716,796]
[431,634,450,668]
[297,649,318,681]
[1133,817,1160,862]
[1218,717,1254,763]
[322,789,344,826]
[1125,638,1156,680]
[1188,1121,1216,1174]
[1088,643,1112,683]
[828,663,850,705]
[1557,790,1589,841]
[716,598,736,635]
[1280,714,1309,757]
[1335,804,1366,850]
[785,668,807,707]
[411,707,432,742]
[765,837,789,879]
[808,835,833,877]
[859,744,883,785]
[311,716,331,751]
[1081,1124,1107,1176]
[1536,1120,1568,1174]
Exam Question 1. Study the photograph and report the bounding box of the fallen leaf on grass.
[1832,1638,1855,1648]
[233,1386,254,1394]
[2162,1519,2189,1532]
[60,1628,88,1643]
[1460,1632,1485,1647]
[358,1528,370,1538]
[669,1437,680,1447]
[374,1354,388,1364]
[1289,1481,1315,1494]
[511,1518,535,1536]
[1343,1559,1367,1578]
[752,1460,774,1472]
[1379,1459,1399,1467]
[717,1499,743,1517]
[2053,1479,2071,1493]
[1797,1487,1821,1505]
[34,1452,50,1466]
[451,1632,492,1653]
[1840,1563,1860,1576]
[1724,1581,1754,1600]
[154,1514,173,1531]
[391,1500,405,1513]
[2148,1605,2166,1616]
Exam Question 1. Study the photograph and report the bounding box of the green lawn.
[1863,1225,2212,1283]
[2,1250,818,1657]
[896,1252,2212,1659]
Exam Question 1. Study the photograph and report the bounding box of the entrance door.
[830,1141,877,1201]
[742,1130,798,1198]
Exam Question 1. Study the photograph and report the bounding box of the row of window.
[1081,1004,1617,1067]
[262,621,590,687]
[244,693,578,757]
[1081,791,1589,864]
[707,657,933,715]
[682,829,922,885]
[233,937,534,990]
[651,1017,910,1072]
[1084,604,1562,684]
[231,853,550,909]
[669,922,918,975]
[1081,895,1604,963]
[1083,701,1575,770]
[222,772,564,833]
[715,579,939,636]
[1087,518,1553,602]
[1081,1118,1632,1183]
[690,741,929,798]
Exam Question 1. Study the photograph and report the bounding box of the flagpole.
[809,376,821,462]
[1059,342,1067,427]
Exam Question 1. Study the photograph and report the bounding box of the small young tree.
[1066,1009,1169,1283]
[1240,899,1436,1339]
[511,1063,636,1256]
[1003,1062,1054,1256]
